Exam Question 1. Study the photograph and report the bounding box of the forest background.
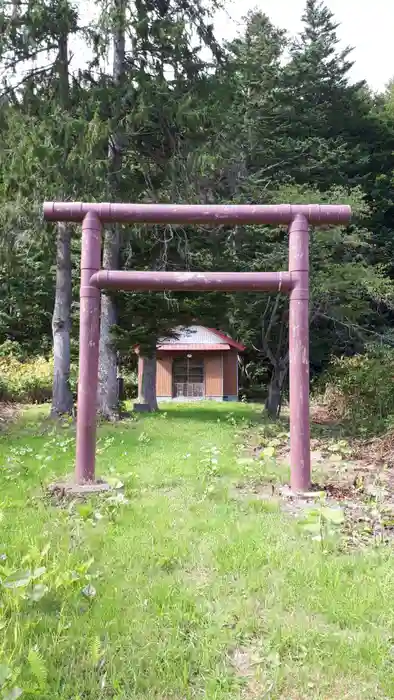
[1,0,394,428]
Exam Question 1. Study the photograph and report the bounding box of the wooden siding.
[204,353,223,396]
[156,355,173,396]
[138,349,239,400]
[223,350,238,397]
[138,355,172,397]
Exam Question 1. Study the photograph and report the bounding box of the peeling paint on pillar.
[75,212,102,484]
[289,214,311,492]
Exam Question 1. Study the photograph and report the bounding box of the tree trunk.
[139,355,158,411]
[98,239,120,420]
[265,370,282,419]
[265,363,288,419]
[97,0,125,420]
[51,28,73,418]
[51,221,73,416]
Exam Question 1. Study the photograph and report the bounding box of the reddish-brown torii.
[43,201,351,493]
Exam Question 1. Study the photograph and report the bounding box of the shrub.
[0,345,138,405]
[0,356,54,403]
[122,370,138,399]
[0,354,137,405]
[0,340,25,360]
[318,345,394,435]
[0,356,78,404]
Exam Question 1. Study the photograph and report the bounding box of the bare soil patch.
[0,402,21,429]
[237,410,394,548]
[229,645,274,699]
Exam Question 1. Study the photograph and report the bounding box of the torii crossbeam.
[43,202,351,492]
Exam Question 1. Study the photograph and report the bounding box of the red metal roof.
[157,343,231,351]
[206,328,246,352]
[135,325,246,354]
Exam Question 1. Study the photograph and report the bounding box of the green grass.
[0,402,394,699]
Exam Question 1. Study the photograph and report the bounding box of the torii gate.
[43,202,351,492]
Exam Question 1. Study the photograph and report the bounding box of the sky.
[214,0,392,92]
[10,0,391,94]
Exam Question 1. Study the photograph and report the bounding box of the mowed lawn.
[0,403,394,699]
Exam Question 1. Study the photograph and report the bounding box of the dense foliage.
[1,0,394,412]
[319,345,394,435]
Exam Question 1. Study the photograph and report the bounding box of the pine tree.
[280,0,371,189]
[94,0,225,414]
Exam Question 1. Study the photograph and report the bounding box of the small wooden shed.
[138,325,245,402]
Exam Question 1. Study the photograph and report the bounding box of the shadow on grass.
[153,403,263,424]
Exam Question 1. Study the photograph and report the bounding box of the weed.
[0,402,393,699]
[298,495,345,549]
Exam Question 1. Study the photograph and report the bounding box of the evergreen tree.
[1,0,394,417]
[280,0,372,189]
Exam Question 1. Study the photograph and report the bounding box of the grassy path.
[0,403,393,699]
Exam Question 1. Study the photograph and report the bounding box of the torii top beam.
[43,202,351,226]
